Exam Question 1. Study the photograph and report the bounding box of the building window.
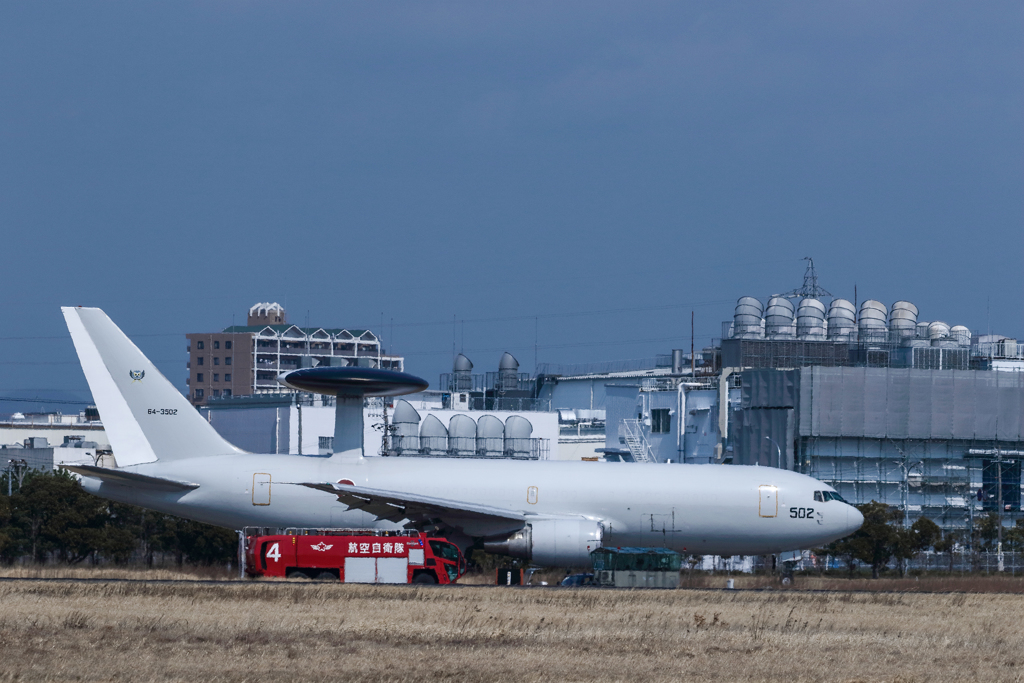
[195,389,204,399]
[225,341,232,350]
[224,373,231,382]
[214,357,220,365]
[197,357,204,366]
[214,341,220,349]
[212,389,220,397]
[197,341,204,350]
[651,409,671,433]
[225,357,232,366]
[213,374,219,382]
[197,373,203,382]
[223,389,232,397]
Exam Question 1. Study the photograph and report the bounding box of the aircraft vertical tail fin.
[62,307,243,466]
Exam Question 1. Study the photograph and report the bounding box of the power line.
[0,397,92,405]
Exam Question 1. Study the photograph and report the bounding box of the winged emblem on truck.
[311,542,333,552]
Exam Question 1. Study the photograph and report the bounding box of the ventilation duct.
[950,325,972,347]
[858,300,888,343]
[732,297,763,339]
[827,299,856,341]
[796,298,826,341]
[764,297,796,340]
[419,414,448,455]
[928,321,951,340]
[498,352,520,392]
[453,353,474,391]
[448,414,477,456]
[888,301,918,339]
[391,399,421,454]
[476,415,505,457]
[504,415,534,458]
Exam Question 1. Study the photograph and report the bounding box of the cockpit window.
[814,491,824,502]
[820,491,848,503]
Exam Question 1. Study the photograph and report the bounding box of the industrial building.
[186,302,404,406]
[1,408,112,476]
[525,261,1024,536]
[200,351,557,461]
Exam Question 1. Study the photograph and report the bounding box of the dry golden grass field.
[0,577,1022,682]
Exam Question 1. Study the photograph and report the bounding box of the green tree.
[1005,519,1024,552]
[976,512,1002,552]
[839,501,900,579]
[0,488,12,560]
[893,517,941,576]
[933,529,962,573]
[15,470,110,563]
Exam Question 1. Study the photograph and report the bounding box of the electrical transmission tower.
[778,257,831,299]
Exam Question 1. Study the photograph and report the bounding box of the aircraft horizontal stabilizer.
[60,464,199,492]
[294,482,525,537]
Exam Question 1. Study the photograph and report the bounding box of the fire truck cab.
[244,528,466,584]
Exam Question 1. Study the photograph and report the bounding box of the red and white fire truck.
[243,529,467,584]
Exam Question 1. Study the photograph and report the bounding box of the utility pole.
[691,311,695,375]
[996,449,1004,572]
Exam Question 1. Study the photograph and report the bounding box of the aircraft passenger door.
[758,485,777,518]
[253,473,271,506]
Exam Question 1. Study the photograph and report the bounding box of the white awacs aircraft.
[59,307,862,567]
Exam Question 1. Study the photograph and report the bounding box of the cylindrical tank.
[950,325,971,347]
[504,415,534,459]
[928,321,951,340]
[419,414,448,455]
[476,415,504,457]
[827,299,856,341]
[733,297,764,339]
[796,298,826,340]
[448,414,477,456]
[764,297,796,339]
[916,321,931,338]
[858,300,888,342]
[453,353,473,391]
[498,352,520,392]
[889,301,919,339]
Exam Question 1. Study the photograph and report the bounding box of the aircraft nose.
[846,504,864,534]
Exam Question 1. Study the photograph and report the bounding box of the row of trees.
[0,470,237,566]
[822,501,1024,578]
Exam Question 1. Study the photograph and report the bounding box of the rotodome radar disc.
[277,367,429,397]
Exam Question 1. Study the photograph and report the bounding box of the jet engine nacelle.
[483,519,604,567]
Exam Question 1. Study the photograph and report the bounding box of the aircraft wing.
[60,464,199,492]
[295,482,526,538]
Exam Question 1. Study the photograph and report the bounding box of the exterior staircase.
[620,419,655,463]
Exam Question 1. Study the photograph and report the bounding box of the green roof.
[221,324,370,336]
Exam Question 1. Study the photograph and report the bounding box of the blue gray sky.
[1,2,1021,410]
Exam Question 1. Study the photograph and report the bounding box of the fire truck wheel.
[412,572,437,585]
[314,571,336,581]
[286,570,310,580]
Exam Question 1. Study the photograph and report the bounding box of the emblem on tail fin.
[129,369,145,382]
